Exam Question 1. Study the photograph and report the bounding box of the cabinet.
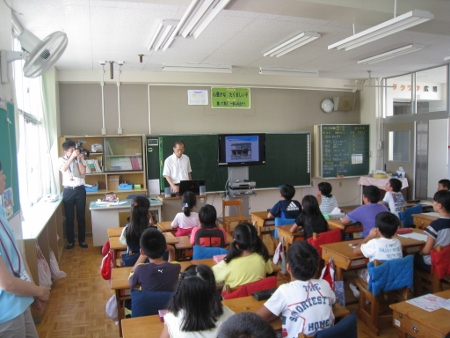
[59,135,147,235]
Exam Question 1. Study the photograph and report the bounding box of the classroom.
[1,0,450,337]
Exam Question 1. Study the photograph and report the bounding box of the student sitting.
[161,264,234,338]
[171,191,200,237]
[190,204,227,247]
[352,212,402,284]
[438,179,450,191]
[341,185,389,238]
[267,184,302,219]
[290,195,328,239]
[256,241,336,336]
[128,228,180,292]
[212,222,273,289]
[382,178,406,217]
[317,182,338,214]
[119,196,157,266]
[414,190,450,273]
[217,312,277,338]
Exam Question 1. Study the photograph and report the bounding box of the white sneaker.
[349,283,360,298]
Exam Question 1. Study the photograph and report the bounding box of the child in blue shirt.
[267,184,301,219]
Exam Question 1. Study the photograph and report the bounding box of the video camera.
[76,140,90,157]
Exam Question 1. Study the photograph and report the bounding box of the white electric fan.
[0,13,68,84]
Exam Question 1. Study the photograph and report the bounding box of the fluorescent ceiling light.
[148,20,179,51]
[163,63,232,73]
[358,44,424,64]
[174,0,231,40]
[328,10,433,51]
[259,67,319,77]
[264,32,321,57]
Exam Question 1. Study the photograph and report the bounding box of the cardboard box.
[107,175,120,190]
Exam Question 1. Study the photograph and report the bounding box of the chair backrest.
[193,245,227,260]
[307,228,342,256]
[431,245,450,279]
[222,276,277,300]
[398,204,422,228]
[313,312,357,338]
[131,289,173,318]
[273,217,296,240]
[368,255,414,296]
[222,199,243,218]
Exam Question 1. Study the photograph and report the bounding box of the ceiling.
[7,0,450,82]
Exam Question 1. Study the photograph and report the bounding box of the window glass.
[388,130,410,162]
[416,66,447,114]
[385,74,412,117]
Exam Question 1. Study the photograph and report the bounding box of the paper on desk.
[398,232,427,242]
[406,294,450,312]
[96,200,127,206]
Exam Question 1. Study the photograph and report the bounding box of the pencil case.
[252,287,277,301]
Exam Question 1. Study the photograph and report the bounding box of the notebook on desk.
[178,179,206,196]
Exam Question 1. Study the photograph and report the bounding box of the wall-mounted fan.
[346,70,393,92]
[0,13,68,84]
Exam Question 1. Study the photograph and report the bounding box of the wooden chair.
[222,276,277,300]
[297,312,357,338]
[354,255,413,335]
[221,199,248,234]
[414,245,450,296]
[307,229,342,278]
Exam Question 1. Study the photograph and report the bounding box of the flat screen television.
[218,133,266,167]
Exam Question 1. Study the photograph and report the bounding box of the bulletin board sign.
[187,90,208,105]
[211,87,251,109]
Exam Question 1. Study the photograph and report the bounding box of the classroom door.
[383,122,415,200]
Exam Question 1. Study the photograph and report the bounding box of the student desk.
[156,221,175,233]
[107,227,123,238]
[321,234,426,281]
[111,260,192,336]
[390,289,450,338]
[413,212,439,229]
[326,218,363,237]
[276,225,304,252]
[250,211,275,237]
[120,296,350,338]
[173,233,234,260]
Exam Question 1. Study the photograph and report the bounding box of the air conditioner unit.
[333,96,355,112]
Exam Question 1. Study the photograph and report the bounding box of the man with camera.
[58,140,88,249]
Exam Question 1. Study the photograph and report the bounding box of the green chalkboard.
[315,124,370,178]
[150,133,311,192]
[0,102,20,219]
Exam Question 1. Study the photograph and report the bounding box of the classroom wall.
[59,83,362,212]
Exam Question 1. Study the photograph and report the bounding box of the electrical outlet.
[118,128,123,135]
[101,128,106,135]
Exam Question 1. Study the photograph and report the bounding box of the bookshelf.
[59,135,147,235]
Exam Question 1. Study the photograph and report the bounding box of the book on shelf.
[86,159,102,173]
[131,156,142,170]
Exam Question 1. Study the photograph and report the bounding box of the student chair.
[354,255,413,335]
[222,276,277,300]
[297,312,357,338]
[273,217,296,240]
[130,289,173,318]
[192,245,227,260]
[398,204,422,228]
[414,245,450,296]
[307,229,342,277]
[221,199,248,234]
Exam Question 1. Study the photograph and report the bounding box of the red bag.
[320,259,335,290]
[101,251,113,280]
[102,240,110,256]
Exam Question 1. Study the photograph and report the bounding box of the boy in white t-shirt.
[353,211,402,283]
[256,241,336,337]
[382,178,406,217]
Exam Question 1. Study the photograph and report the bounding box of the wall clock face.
[321,98,334,114]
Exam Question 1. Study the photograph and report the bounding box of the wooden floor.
[36,237,400,337]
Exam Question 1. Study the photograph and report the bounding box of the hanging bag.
[36,244,53,287]
[100,251,113,280]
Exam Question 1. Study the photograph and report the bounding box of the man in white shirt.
[57,140,88,249]
[163,141,192,193]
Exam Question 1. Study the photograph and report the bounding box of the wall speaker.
[333,96,355,111]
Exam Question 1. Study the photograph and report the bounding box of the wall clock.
[321,98,334,114]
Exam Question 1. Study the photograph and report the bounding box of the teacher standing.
[163,141,192,193]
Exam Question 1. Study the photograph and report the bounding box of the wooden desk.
[174,236,192,260]
[250,211,275,236]
[107,227,123,238]
[390,289,450,338]
[276,225,304,251]
[120,296,350,338]
[321,234,426,280]
[190,258,282,274]
[413,212,439,229]
[157,221,175,233]
[326,218,363,236]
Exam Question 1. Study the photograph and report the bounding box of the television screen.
[218,133,266,167]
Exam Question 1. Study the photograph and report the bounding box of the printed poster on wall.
[211,87,251,109]
[187,90,208,105]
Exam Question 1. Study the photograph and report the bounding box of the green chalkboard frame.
[0,102,20,219]
[316,124,370,178]
[153,132,311,192]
